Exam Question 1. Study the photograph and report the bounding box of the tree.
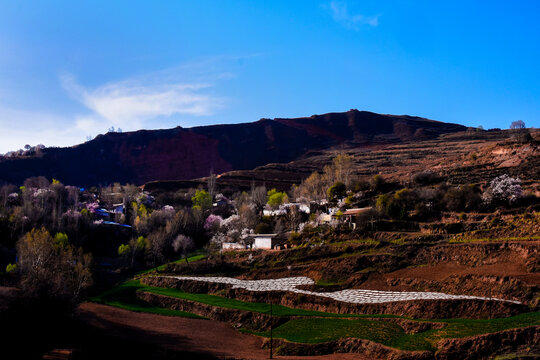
[118,236,148,267]
[238,203,258,229]
[284,205,301,231]
[250,185,268,217]
[191,189,212,211]
[204,214,223,234]
[172,235,195,264]
[297,172,325,202]
[332,153,354,187]
[267,189,288,208]
[510,120,525,129]
[16,228,92,301]
[207,173,217,201]
[483,175,523,205]
[327,182,346,202]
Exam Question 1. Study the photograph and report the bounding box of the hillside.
[145,128,540,196]
[0,110,466,187]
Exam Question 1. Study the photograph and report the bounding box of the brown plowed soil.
[78,302,372,360]
[362,262,540,290]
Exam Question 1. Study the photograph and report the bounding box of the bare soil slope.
[78,302,372,360]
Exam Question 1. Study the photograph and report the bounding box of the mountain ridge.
[0,109,467,187]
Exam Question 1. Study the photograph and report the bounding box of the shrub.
[376,194,392,214]
[53,232,69,248]
[412,171,440,185]
[118,243,130,257]
[288,231,302,245]
[443,184,482,212]
[370,175,385,192]
[255,222,273,234]
[6,263,17,273]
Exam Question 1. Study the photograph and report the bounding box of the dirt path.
[78,303,371,360]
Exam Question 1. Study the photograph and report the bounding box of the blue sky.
[0,1,539,153]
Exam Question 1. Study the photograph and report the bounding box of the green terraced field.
[91,278,540,352]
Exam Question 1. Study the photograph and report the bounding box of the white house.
[252,234,278,249]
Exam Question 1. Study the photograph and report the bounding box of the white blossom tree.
[483,174,523,205]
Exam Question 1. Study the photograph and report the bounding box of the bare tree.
[510,120,525,129]
[285,205,301,231]
[238,203,258,229]
[173,234,195,264]
[332,153,354,188]
[250,185,267,218]
[208,173,217,201]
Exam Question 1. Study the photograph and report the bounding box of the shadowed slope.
[0,110,466,186]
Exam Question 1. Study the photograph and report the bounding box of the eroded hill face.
[0,110,466,187]
[145,128,539,196]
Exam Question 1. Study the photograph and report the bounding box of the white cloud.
[61,74,224,130]
[0,107,89,153]
[0,58,239,153]
[327,1,380,29]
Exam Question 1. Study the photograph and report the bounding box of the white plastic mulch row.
[162,276,522,305]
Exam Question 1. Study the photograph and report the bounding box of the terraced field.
[162,275,522,304]
[89,272,539,356]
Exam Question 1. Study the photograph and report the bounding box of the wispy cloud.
[326,1,380,29]
[0,107,88,153]
[0,56,249,153]
[61,73,224,131]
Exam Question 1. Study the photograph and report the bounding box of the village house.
[252,234,277,249]
[342,207,374,229]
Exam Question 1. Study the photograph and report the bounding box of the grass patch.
[449,236,540,243]
[257,318,407,345]
[251,312,540,351]
[390,238,407,245]
[432,312,540,339]
[315,279,346,286]
[330,239,381,247]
